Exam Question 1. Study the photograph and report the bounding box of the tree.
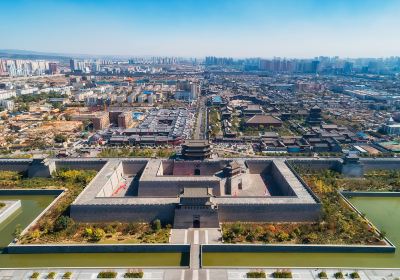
[239,118,246,131]
[151,219,162,231]
[246,231,256,242]
[302,232,318,244]
[276,231,290,242]
[18,103,29,112]
[31,137,47,149]
[5,136,15,144]
[231,222,245,236]
[53,215,73,232]
[54,134,67,143]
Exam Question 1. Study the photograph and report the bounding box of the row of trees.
[337,170,400,192]
[209,108,222,138]
[97,147,175,158]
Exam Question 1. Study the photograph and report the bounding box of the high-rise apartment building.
[92,112,110,130]
[48,62,58,74]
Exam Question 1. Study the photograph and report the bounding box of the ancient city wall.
[288,159,342,172]
[161,160,227,176]
[70,203,176,224]
[0,159,32,173]
[288,158,400,177]
[245,160,273,174]
[218,203,321,222]
[96,162,124,197]
[121,160,147,176]
[174,208,219,228]
[361,159,400,172]
[270,162,296,196]
[139,179,222,196]
[54,160,106,171]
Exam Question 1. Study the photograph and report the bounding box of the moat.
[0,193,399,268]
[203,196,400,268]
[0,194,188,268]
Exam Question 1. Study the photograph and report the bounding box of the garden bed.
[221,169,387,246]
[0,170,169,245]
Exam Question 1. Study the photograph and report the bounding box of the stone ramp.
[170,228,222,245]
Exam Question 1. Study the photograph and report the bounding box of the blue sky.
[1,0,400,58]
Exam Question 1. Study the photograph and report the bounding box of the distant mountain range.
[0,49,133,60]
[0,49,65,55]
[0,49,74,61]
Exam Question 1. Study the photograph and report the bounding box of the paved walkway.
[0,268,167,279]
[225,268,400,280]
[4,226,399,279]
[193,97,206,140]
[170,228,222,279]
[2,268,400,280]
[170,228,222,245]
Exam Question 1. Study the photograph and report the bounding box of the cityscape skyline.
[2,48,400,60]
[1,0,400,58]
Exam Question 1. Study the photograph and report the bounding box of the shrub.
[231,222,245,236]
[318,271,328,279]
[56,169,97,185]
[53,216,73,232]
[350,272,360,279]
[84,227,93,237]
[276,231,290,242]
[91,228,105,241]
[124,270,144,278]
[293,227,301,236]
[246,232,256,242]
[62,272,72,279]
[47,272,56,279]
[272,270,292,278]
[0,170,22,180]
[97,271,117,278]
[84,227,105,242]
[334,272,344,279]
[124,222,141,235]
[266,225,276,232]
[105,224,116,234]
[302,232,318,244]
[151,219,161,232]
[30,272,40,279]
[222,230,234,242]
[260,231,273,243]
[246,271,266,278]
[31,229,41,239]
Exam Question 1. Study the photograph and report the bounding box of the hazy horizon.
[1,0,400,58]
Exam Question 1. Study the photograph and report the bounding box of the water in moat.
[203,196,400,268]
[0,195,187,268]
[1,194,399,268]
